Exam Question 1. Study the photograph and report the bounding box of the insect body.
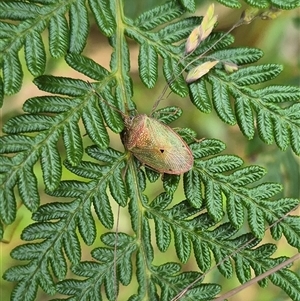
[122,114,194,174]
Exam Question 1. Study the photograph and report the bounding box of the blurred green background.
[1,1,299,301]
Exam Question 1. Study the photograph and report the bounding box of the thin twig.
[213,253,300,301]
[113,204,121,300]
[171,204,300,300]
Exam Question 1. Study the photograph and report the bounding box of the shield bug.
[89,84,194,175]
[121,113,194,174]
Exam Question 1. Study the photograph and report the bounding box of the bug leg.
[172,126,205,144]
[152,106,180,120]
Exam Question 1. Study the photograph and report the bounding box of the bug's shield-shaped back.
[122,114,193,175]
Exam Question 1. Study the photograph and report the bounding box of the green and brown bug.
[121,113,194,175]
[89,83,194,175]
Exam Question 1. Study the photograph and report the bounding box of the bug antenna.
[87,81,127,120]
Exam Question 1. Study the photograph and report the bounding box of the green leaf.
[63,229,81,264]
[210,76,236,125]
[235,96,255,139]
[183,170,203,208]
[247,206,265,238]
[213,47,264,65]
[269,266,300,300]
[138,42,158,88]
[149,192,172,211]
[89,0,116,36]
[290,126,300,155]
[272,116,289,151]
[34,76,88,96]
[243,0,269,8]
[235,255,251,283]
[65,53,109,80]
[108,166,127,207]
[190,139,226,159]
[161,55,188,97]
[23,96,80,113]
[47,181,89,198]
[134,1,185,30]
[11,276,39,301]
[228,64,283,86]
[271,0,300,9]
[179,0,196,12]
[158,17,202,43]
[226,193,244,228]
[64,160,110,179]
[92,189,114,229]
[0,176,17,224]
[214,0,241,8]
[204,155,243,173]
[3,114,55,134]
[0,21,17,39]
[63,116,84,166]
[49,13,69,58]
[176,127,197,144]
[40,137,62,191]
[153,216,171,252]
[97,89,125,133]
[257,109,274,144]
[77,201,96,245]
[82,99,110,148]
[24,30,46,76]
[258,85,300,103]
[172,224,191,263]
[145,167,160,183]
[163,174,180,195]
[192,238,211,272]
[228,165,266,186]
[154,106,182,124]
[204,181,223,222]
[69,0,89,53]
[86,145,124,164]
[17,165,40,212]
[141,217,154,262]
[189,79,212,113]
[32,201,81,221]
[0,1,42,20]
[0,135,34,153]
[0,222,3,240]
[3,52,23,94]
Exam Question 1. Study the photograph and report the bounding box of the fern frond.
[3,145,128,300]
[0,72,125,214]
[1,1,300,301]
